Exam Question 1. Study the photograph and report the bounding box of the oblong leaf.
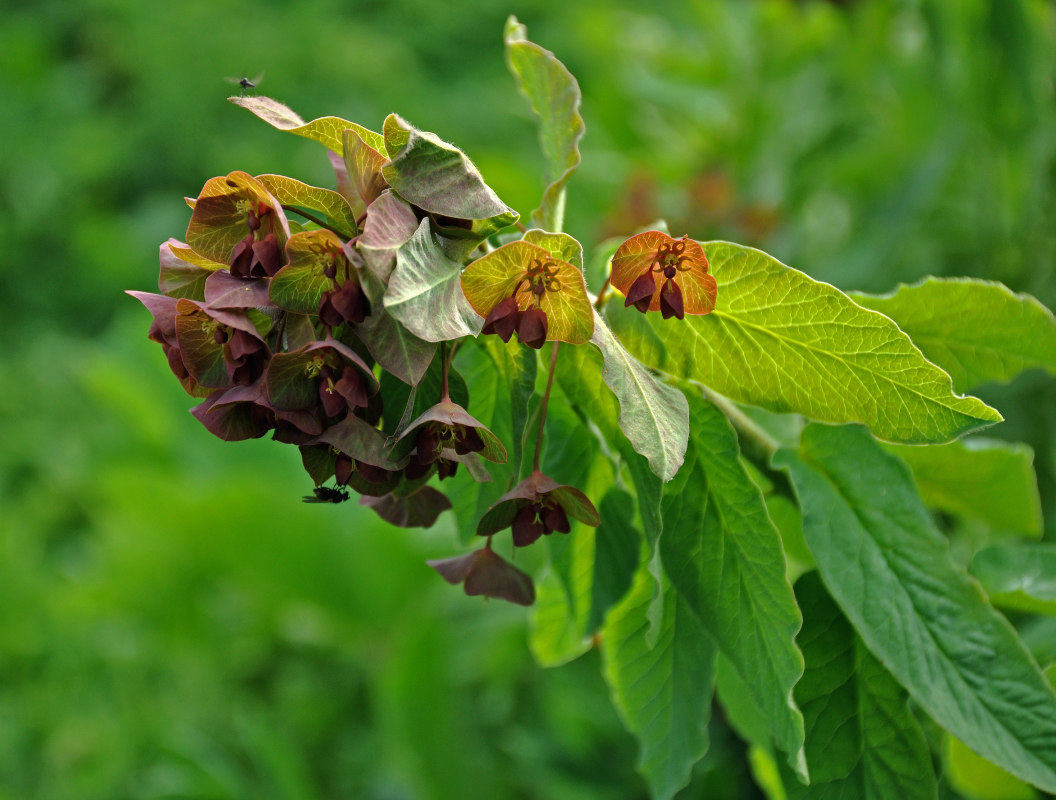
[782,572,937,799]
[381,113,518,236]
[775,424,1056,792]
[602,564,717,800]
[504,16,585,232]
[852,278,1056,392]
[606,241,1002,444]
[661,392,807,781]
[229,95,386,155]
[383,218,482,342]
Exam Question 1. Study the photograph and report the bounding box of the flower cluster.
[130,97,708,608]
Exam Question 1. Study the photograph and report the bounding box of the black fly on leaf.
[225,73,264,97]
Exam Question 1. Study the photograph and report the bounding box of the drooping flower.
[392,400,507,481]
[427,545,535,606]
[476,470,600,547]
[461,240,594,348]
[610,231,717,320]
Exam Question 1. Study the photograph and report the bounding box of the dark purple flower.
[427,545,535,606]
[477,470,599,547]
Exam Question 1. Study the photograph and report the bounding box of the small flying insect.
[225,73,264,97]
[303,485,350,504]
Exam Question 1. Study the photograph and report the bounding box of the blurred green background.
[2,0,1055,797]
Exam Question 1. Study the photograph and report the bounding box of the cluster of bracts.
[133,152,715,606]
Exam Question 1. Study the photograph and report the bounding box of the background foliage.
[2,0,1055,797]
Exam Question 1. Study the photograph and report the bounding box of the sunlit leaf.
[159,238,219,300]
[587,311,687,480]
[461,240,594,345]
[270,229,347,315]
[256,174,358,238]
[229,94,386,155]
[852,278,1056,392]
[342,128,388,209]
[776,424,1056,792]
[606,242,1002,444]
[522,230,584,271]
[504,16,585,232]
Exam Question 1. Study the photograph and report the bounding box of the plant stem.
[533,341,560,472]
[440,340,450,402]
[593,276,611,310]
[280,205,348,237]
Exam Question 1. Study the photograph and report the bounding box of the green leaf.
[159,238,219,300]
[775,424,1056,792]
[554,337,664,548]
[588,488,641,634]
[381,114,518,237]
[661,392,807,782]
[589,310,688,481]
[605,242,1002,444]
[522,229,584,270]
[504,16,585,232]
[384,218,482,342]
[602,564,717,800]
[255,174,358,238]
[885,438,1042,537]
[529,569,592,667]
[852,278,1056,392]
[445,337,548,546]
[946,736,1039,800]
[269,229,345,314]
[783,572,936,799]
[229,95,386,155]
[971,545,1056,617]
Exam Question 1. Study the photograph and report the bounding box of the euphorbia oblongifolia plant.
[130,16,1056,800]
